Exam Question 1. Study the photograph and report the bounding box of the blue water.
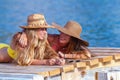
[0,0,120,47]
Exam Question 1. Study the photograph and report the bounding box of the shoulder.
[10,32,23,49]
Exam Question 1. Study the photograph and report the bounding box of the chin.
[39,37,44,40]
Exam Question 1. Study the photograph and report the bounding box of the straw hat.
[53,21,89,46]
[20,14,53,29]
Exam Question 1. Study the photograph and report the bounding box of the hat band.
[28,18,45,22]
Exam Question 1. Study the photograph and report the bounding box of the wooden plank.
[0,47,120,80]
[61,68,81,80]
[89,47,120,56]
[90,49,120,53]
[37,72,49,77]
[113,54,120,60]
[91,51,120,53]
[0,72,44,80]
[99,56,113,62]
[91,53,120,57]
[75,61,86,68]
[90,48,120,55]
[91,56,113,63]
[90,49,120,52]
[62,64,75,72]
[0,63,61,77]
[46,64,75,73]
[86,59,99,66]
[48,68,61,77]
[89,47,120,50]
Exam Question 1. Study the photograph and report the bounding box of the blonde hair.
[12,29,48,66]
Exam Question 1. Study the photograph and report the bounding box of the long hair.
[66,37,89,54]
[65,37,91,58]
[11,29,47,66]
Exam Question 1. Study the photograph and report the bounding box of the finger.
[58,52,64,58]
[59,59,65,65]
[55,59,61,65]
[49,59,56,65]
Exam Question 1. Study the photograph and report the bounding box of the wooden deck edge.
[48,68,61,77]
[113,54,120,60]
[75,62,86,68]
[37,71,49,77]
[61,64,75,72]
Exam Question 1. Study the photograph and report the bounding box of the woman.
[48,21,91,59]
[0,14,65,66]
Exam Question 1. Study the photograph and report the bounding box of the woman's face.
[59,32,71,44]
[36,28,47,40]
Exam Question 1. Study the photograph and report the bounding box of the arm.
[10,32,24,50]
[31,59,48,65]
[44,43,65,65]
[31,59,56,65]
[58,51,79,59]
[58,46,91,59]
[64,53,90,59]
[11,32,28,48]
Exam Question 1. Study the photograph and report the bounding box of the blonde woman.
[0,14,65,66]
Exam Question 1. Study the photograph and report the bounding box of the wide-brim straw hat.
[20,14,54,29]
[52,21,89,46]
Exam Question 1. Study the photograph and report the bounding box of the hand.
[47,59,56,65]
[19,32,27,47]
[55,58,65,65]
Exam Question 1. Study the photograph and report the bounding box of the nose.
[43,29,47,34]
[44,30,47,34]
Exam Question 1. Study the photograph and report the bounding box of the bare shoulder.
[10,32,22,49]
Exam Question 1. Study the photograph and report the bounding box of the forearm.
[64,54,80,59]
[64,53,91,59]
[31,59,48,65]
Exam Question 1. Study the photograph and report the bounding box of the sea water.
[0,0,120,47]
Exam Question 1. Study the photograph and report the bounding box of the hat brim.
[20,25,54,29]
[52,23,89,46]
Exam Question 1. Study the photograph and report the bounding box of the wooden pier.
[0,47,120,80]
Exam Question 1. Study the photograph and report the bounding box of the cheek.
[37,31,47,40]
[37,31,43,38]
[38,30,46,35]
[65,37,70,43]
[60,37,70,44]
